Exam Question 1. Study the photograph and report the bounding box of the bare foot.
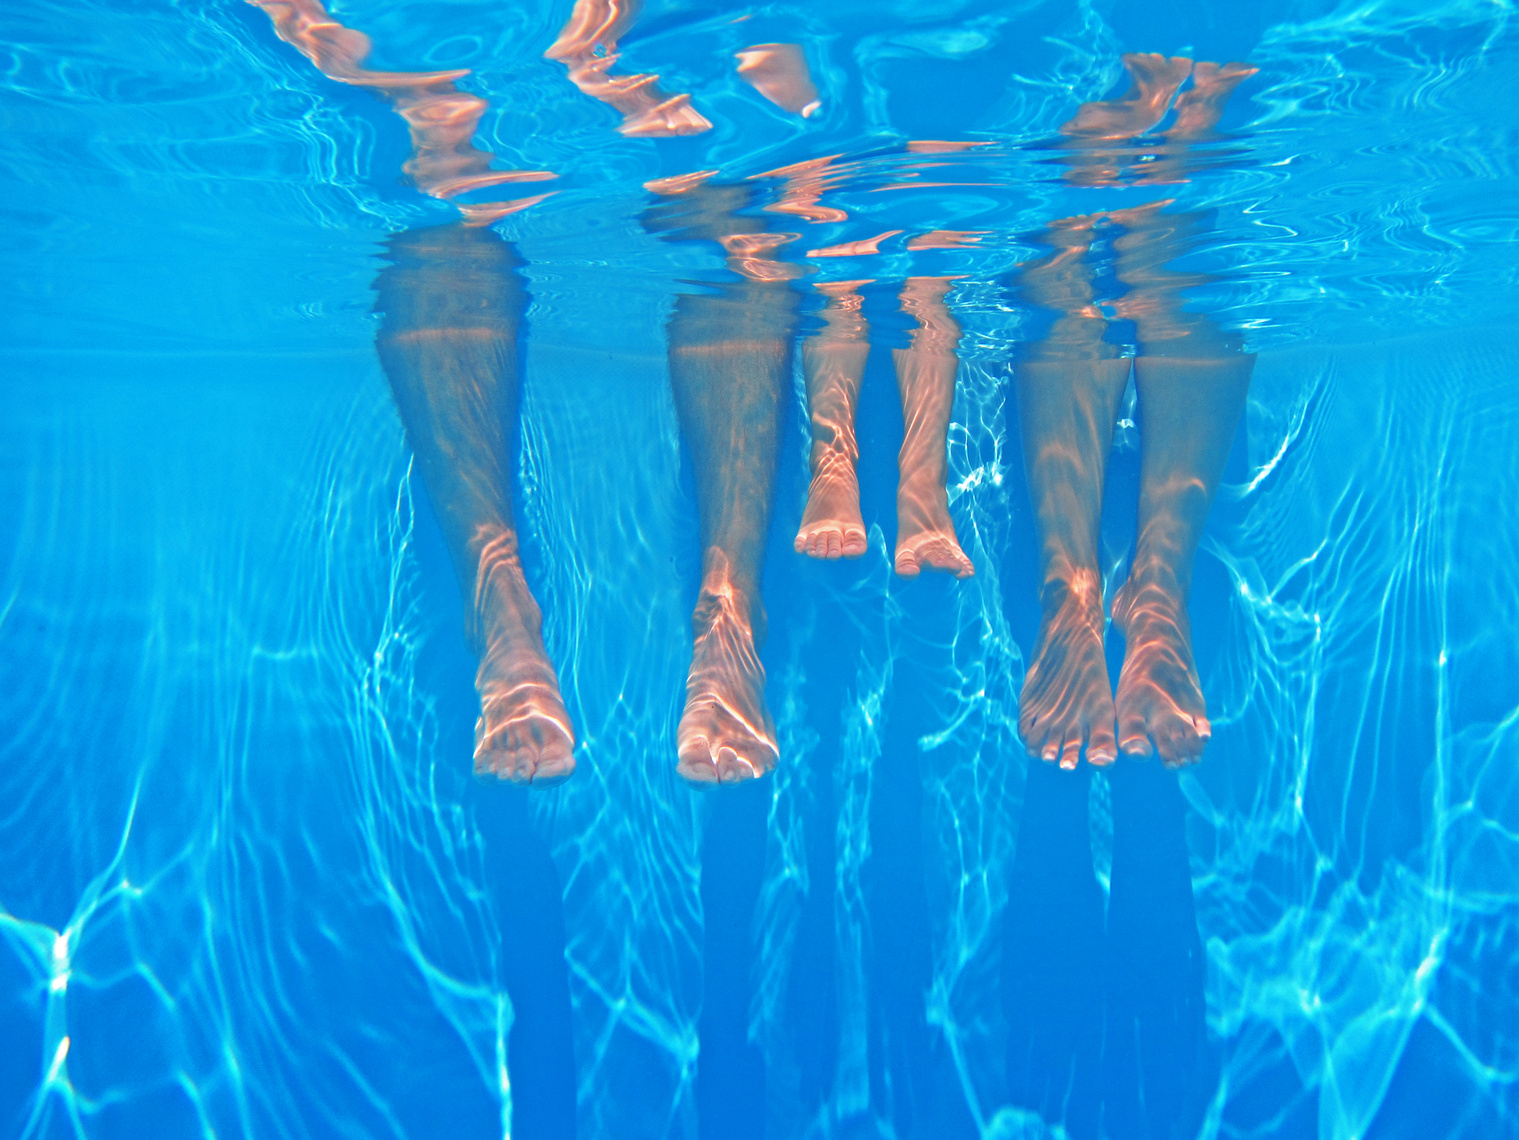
[798,278,869,560]
[1061,52,1193,139]
[677,566,778,784]
[894,529,974,578]
[796,453,867,559]
[1170,61,1258,137]
[1112,575,1210,767]
[1018,573,1117,769]
[471,533,576,785]
[892,276,972,579]
[895,479,973,578]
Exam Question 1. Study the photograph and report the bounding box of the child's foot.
[677,563,778,783]
[795,454,867,559]
[1112,575,1210,767]
[471,534,575,784]
[1018,573,1117,769]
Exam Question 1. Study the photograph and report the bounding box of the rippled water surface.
[3,0,1519,1137]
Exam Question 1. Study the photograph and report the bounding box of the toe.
[1040,733,1062,764]
[895,549,921,577]
[1088,720,1117,767]
[1018,712,1042,754]
[509,749,537,784]
[842,530,867,558]
[1118,722,1153,758]
[677,733,721,784]
[825,530,842,559]
[1166,714,1209,768]
[1156,719,1188,767]
[529,750,576,786]
[677,755,721,785]
[1059,735,1081,770]
[715,746,758,783]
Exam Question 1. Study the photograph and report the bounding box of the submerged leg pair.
[1016,205,1252,769]
[794,277,974,578]
[375,223,782,786]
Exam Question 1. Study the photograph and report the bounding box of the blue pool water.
[3,0,1518,1137]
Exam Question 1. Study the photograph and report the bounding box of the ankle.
[1112,574,1186,632]
[809,443,858,482]
[1121,559,1188,604]
[697,554,764,643]
[1038,569,1104,623]
[468,532,543,652]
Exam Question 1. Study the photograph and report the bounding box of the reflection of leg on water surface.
[375,226,577,785]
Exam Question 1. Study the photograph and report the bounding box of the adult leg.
[1108,203,1253,766]
[893,275,975,578]
[795,280,870,560]
[375,224,574,783]
[1016,216,1130,770]
[668,281,796,783]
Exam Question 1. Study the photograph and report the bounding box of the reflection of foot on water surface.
[375,225,575,785]
[1060,52,1192,140]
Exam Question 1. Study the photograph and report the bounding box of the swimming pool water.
[2,0,1518,1138]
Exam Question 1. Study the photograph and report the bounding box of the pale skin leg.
[375,225,575,784]
[1015,216,1128,770]
[1107,203,1253,767]
[893,275,974,578]
[668,282,795,784]
[795,280,870,560]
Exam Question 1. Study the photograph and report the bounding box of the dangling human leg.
[893,275,974,578]
[375,225,574,783]
[668,281,796,783]
[1015,215,1130,769]
[1107,204,1253,766]
[795,280,870,560]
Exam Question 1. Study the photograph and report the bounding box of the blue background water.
[3,0,1518,1137]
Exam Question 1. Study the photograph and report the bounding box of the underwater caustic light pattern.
[2,0,1518,1138]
